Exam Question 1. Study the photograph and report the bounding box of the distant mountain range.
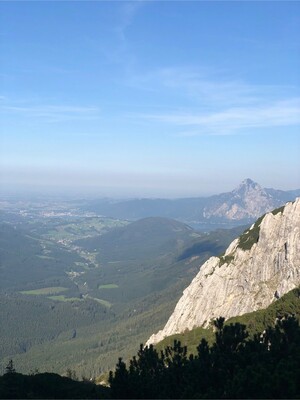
[85,179,300,229]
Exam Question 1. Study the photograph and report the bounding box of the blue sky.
[1,1,299,197]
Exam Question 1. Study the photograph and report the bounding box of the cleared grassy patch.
[21,287,68,296]
[89,297,112,308]
[98,284,119,289]
[47,295,80,302]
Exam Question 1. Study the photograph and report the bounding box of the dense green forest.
[109,315,300,399]
[1,313,299,399]
[0,369,109,399]
[0,210,244,376]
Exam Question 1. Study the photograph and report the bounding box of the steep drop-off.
[147,199,300,345]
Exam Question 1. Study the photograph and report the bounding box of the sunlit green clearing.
[90,297,112,308]
[21,287,68,296]
[98,284,119,289]
[47,295,81,302]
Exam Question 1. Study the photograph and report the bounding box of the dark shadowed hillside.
[76,217,195,263]
[0,223,83,290]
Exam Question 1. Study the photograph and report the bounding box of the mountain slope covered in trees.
[2,290,299,399]
[0,213,243,376]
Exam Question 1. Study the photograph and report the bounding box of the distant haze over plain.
[1,171,300,200]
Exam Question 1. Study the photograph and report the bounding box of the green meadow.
[21,287,68,296]
[98,284,119,289]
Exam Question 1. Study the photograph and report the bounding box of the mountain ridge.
[85,179,300,227]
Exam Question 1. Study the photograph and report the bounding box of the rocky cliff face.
[147,199,300,345]
[203,178,280,220]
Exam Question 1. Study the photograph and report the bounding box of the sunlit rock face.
[147,199,300,345]
[203,178,280,220]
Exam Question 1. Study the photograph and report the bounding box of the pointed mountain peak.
[233,178,263,195]
[242,178,258,186]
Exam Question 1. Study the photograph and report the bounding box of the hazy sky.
[1,1,299,198]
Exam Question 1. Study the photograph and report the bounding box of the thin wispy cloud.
[133,98,300,136]
[1,103,100,122]
[115,2,144,43]
[108,1,145,68]
[127,66,298,107]
[125,66,300,135]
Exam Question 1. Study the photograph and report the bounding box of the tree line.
[1,315,299,398]
[109,316,300,398]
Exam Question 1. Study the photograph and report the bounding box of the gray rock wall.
[147,199,300,345]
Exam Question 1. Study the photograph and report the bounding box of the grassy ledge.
[237,214,264,251]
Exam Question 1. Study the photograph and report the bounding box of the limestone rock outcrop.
[147,199,300,345]
[203,178,280,220]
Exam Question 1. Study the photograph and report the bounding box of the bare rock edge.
[147,198,300,346]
